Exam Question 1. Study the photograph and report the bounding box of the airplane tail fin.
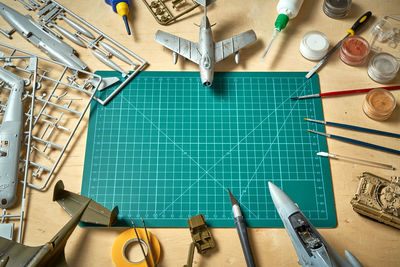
[193,0,216,7]
[53,180,118,227]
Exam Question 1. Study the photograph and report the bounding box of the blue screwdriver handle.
[331,134,400,155]
[105,0,130,13]
[327,121,400,138]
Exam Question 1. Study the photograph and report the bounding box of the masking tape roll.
[112,228,161,267]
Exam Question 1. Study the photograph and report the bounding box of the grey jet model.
[0,3,87,70]
[268,182,363,267]
[0,68,24,208]
[154,0,256,87]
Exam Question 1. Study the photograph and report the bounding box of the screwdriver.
[305,11,372,79]
[105,0,131,35]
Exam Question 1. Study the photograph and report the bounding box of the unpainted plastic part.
[351,172,400,229]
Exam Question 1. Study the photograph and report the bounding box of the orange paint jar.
[340,36,370,66]
[363,89,396,121]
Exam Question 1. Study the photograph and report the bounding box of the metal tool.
[131,220,149,266]
[228,189,255,267]
[317,152,395,170]
[291,84,400,100]
[141,218,157,267]
[105,0,131,35]
[308,129,400,155]
[305,11,372,79]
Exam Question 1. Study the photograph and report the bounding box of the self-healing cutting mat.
[82,71,336,227]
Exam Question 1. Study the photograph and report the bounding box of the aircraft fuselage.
[198,15,215,87]
[0,68,24,208]
[0,3,87,70]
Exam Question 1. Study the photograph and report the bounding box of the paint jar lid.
[340,35,370,66]
[363,89,396,121]
[300,31,330,61]
[368,52,400,83]
[323,0,352,19]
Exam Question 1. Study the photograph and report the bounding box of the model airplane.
[268,182,363,267]
[0,43,114,243]
[154,0,256,87]
[0,2,87,70]
[0,68,25,208]
[0,180,118,267]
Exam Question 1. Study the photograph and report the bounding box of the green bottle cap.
[275,13,289,31]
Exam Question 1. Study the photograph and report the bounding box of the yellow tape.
[112,228,161,267]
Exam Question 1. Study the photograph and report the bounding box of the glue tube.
[275,0,304,31]
[262,0,304,59]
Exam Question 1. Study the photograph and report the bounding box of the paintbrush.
[308,130,400,156]
[305,118,400,138]
[317,152,395,170]
[291,85,400,100]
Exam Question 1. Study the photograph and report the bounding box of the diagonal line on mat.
[238,90,304,201]
[203,78,311,176]
[157,78,311,216]
[120,95,225,197]
[120,77,312,217]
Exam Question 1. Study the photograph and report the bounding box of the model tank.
[351,172,400,229]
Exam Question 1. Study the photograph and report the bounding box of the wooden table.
[1,0,399,266]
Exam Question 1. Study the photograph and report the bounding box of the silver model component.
[0,43,116,243]
[0,3,87,70]
[268,182,362,267]
[49,22,86,47]
[99,41,137,68]
[58,14,95,39]
[0,68,25,209]
[90,50,128,78]
[7,0,147,106]
[155,0,256,87]
[27,0,147,105]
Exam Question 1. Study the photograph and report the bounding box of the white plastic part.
[300,31,330,61]
[276,0,304,18]
[317,152,336,158]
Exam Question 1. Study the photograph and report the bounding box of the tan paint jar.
[363,89,396,121]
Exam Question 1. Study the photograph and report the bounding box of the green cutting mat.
[82,71,336,228]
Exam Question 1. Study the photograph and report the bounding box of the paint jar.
[300,31,330,61]
[363,89,396,121]
[367,52,399,84]
[339,36,370,66]
[323,0,352,19]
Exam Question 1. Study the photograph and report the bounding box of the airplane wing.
[214,30,257,63]
[155,30,201,64]
[53,180,118,227]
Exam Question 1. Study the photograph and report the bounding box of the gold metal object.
[142,0,200,25]
[351,172,400,229]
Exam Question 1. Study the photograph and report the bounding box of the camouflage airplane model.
[155,0,257,87]
[0,180,118,267]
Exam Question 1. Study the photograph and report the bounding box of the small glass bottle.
[323,0,352,19]
[368,52,399,84]
[340,36,370,66]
